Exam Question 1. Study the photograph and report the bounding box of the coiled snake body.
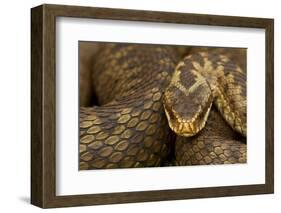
[79,44,246,170]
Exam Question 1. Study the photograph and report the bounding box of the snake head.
[163,62,213,137]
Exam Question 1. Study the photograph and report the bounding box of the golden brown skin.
[79,44,179,170]
[175,107,246,165]
[163,50,246,137]
[163,48,247,165]
[80,44,247,169]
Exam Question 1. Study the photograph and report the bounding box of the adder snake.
[79,43,246,170]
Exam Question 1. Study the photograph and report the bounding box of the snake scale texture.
[79,43,247,170]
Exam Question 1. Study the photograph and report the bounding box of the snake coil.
[79,44,247,170]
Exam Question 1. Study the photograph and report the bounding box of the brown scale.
[79,44,180,170]
[175,107,246,165]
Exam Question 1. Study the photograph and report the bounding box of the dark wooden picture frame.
[31,4,274,208]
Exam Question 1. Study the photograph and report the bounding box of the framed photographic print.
[31,4,274,208]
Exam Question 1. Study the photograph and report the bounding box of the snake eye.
[163,104,176,122]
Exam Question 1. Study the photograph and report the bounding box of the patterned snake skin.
[79,44,179,169]
[79,43,246,170]
[163,51,247,137]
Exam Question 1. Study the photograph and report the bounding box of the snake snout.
[163,93,206,137]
